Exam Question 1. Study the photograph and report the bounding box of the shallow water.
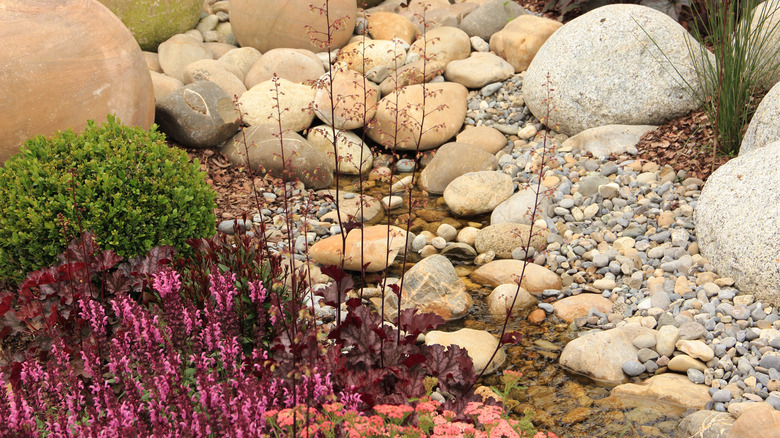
[335,172,695,437]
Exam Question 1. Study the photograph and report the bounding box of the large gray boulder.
[458,0,528,41]
[741,80,780,155]
[695,141,780,306]
[522,4,711,136]
[155,81,240,148]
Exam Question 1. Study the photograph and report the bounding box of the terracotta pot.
[97,0,202,51]
[0,0,154,164]
[231,0,357,53]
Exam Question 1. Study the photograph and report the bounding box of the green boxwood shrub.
[0,115,217,282]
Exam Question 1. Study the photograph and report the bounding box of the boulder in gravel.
[490,186,549,225]
[474,222,548,258]
[728,403,780,438]
[155,81,239,148]
[675,410,734,438]
[561,124,658,158]
[443,171,514,216]
[559,324,656,385]
[552,294,613,323]
[741,79,780,155]
[695,141,780,306]
[425,328,505,374]
[522,5,711,136]
[244,48,324,88]
[238,78,315,132]
[456,126,508,154]
[368,82,467,151]
[748,0,780,88]
[337,39,407,75]
[458,0,529,41]
[221,124,333,189]
[378,59,446,95]
[471,259,562,294]
[419,142,498,194]
[444,52,514,89]
[316,189,383,223]
[383,254,472,321]
[489,14,561,73]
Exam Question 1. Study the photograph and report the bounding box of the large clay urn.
[231,0,357,53]
[0,0,155,164]
[97,0,202,51]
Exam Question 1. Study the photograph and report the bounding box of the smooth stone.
[443,171,514,217]
[610,373,711,411]
[238,78,315,132]
[474,222,548,259]
[668,354,707,373]
[244,48,324,87]
[309,225,407,272]
[552,294,613,323]
[561,125,657,158]
[425,328,505,374]
[419,142,498,194]
[456,125,510,155]
[487,284,536,317]
[471,259,562,294]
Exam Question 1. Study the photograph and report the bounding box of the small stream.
[335,171,694,437]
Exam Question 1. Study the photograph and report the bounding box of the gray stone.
[695,141,780,307]
[712,389,732,403]
[622,360,646,376]
[561,125,658,158]
[155,81,240,148]
[491,186,549,225]
[458,0,528,41]
[522,5,711,136]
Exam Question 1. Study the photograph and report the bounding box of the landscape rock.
[458,0,529,41]
[337,39,407,75]
[378,59,446,95]
[317,189,383,223]
[244,48,325,88]
[309,225,407,272]
[443,171,514,216]
[155,81,240,148]
[728,402,780,438]
[367,11,418,44]
[471,259,562,294]
[221,124,333,189]
[313,66,379,130]
[151,71,185,101]
[419,142,498,194]
[158,34,213,83]
[474,222,548,258]
[306,126,373,175]
[561,125,658,158]
[559,325,656,385]
[231,0,356,53]
[182,59,247,98]
[219,47,262,77]
[740,79,780,155]
[238,79,315,132]
[408,26,471,67]
[0,0,155,163]
[675,410,734,438]
[425,328,505,374]
[522,4,711,136]
[489,14,562,73]
[384,254,473,321]
[487,284,536,316]
[490,186,549,225]
[444,52,514,89]
[456,126,508,154]
[748,0,780,87]
[368,82,467,150]
[610,373,710,411]
[552,294,614,323]
[695,141,780,306]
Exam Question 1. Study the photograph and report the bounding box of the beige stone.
[0,0,155,164]
[231,0,356,53]
[183,59,247,99]
[425,328,505,374]
[610,373,710,411]
[409,26,471,67]
[471,259,562,294]
[443,171,514,216]
[238,79,315,132]
[474,222,548,258]
[456,126,507,154]
[219,47,263,77]
[378,59,446,95]
[676,339,715,362]
[489,15,561,73]
[367,11,418,44]
[487,284,536,317]
[668,354,707,373]
[337,39,407,75]
[309,225,408,272]
[144,51,162,72]
[553,294,613,323]
[368,82,467,151]
[150,71,185,101]
[158,34,213,82]
[244,48,325,88]
[306,126,373,175]
[313,66,379,130]
[444,52,514,88]
[418,142,498,194]
[728,403,780,438]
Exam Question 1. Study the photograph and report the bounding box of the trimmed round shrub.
[0,115,217,282]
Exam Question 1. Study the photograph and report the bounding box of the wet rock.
[471,259,562,294]
[309,225,408,272]
[444,171,514,216]
[487,284,536,317]
[419,142,498,194]
[474,222,548,259]
[611,373,710,411]
[425,328,505,374]
[552,294,613,323]
[675,410,734,438]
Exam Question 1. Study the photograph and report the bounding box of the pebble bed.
[217,71,780,416]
